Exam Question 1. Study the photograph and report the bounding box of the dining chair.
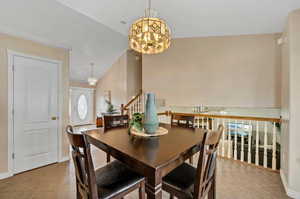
[66,125,145,199]
[171,114,195,164]
[103,115,129,162]
[171,114,195,129]
[162,125,224,199]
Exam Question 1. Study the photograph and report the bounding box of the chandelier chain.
[148,0,151,18]
[90,63,94,78]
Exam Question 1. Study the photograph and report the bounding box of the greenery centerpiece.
[129,112,144,132]
[105,100,118,114]
[129,93,159,135]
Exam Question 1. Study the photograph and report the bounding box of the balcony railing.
[161,111,281,171]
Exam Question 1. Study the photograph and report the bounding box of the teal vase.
[143,93,159,134]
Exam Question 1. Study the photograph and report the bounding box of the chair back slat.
[103,115,129,132]
[171,114,195,128]
[65,125,99,199]
[194,125,224,199]
[83,136,98,199]
[72,150,89,198]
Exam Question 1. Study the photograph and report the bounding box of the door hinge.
[12,153,15,159]
[12,109,14,116]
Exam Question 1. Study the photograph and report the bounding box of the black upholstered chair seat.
[163,163,196,199]
[96,160,144,199]
[162,126,223,199]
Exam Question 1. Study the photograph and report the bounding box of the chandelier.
[129,0,171,54]
[88,63,97,86]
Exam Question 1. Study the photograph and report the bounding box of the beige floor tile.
[0,150,290,199]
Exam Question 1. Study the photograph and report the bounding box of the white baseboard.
[280,170,300,199]
[0,172,13,180]
[58,156,70,163]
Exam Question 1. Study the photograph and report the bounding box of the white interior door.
[13,55,59,174]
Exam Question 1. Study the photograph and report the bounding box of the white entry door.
[70,87,94,125]
[13,55,59,174]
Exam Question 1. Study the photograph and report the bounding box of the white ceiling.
[57,0,300,37]
[0,0,127,82]
[1,0,300,82]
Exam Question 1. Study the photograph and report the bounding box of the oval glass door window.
[77,94,88,120]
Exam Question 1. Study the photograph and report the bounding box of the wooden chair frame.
[103,115,129,162]
[66,125,145,199]
[163,125,224,199]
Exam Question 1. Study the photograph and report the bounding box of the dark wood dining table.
[84,123,216,199]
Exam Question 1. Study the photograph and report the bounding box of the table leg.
[145,175,162,199]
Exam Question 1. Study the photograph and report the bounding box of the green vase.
[143,93,159,134]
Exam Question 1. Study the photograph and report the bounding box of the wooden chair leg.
[170,194,175,199]
[208,174,216,199]
[189,156,194,164]
[76,184,82,199]
[139,181,146,199]
[106,152,111,163]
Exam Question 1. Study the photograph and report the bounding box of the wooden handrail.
[157,111,169,116]
[168,111,281,123]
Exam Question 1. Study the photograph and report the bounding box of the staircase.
[121,91,144,117]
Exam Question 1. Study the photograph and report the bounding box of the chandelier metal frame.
[129,0,171,54]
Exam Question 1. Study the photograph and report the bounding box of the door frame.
[7,49,64,175]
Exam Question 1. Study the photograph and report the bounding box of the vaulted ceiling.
[1,0,300,82]
[57,0,300,37]
[0,0,127,82]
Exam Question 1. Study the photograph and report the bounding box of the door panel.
[13,55,58,174]
[26,68,50,122]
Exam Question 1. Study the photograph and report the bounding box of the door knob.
[51,116,58,120]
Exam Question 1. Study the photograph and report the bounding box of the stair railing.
[121,91,144,117]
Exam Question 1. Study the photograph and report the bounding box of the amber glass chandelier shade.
[129,17,171,54]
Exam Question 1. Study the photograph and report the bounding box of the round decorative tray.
[130,127,168,137]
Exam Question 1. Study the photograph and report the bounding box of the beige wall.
[143,33,281,108]
[280,29,290,184]
[281,9,300,195]
[0,33,69,174]
[126,50,142,100]
[95,50,142,115]
[96,52,127,115]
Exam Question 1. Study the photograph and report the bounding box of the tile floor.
[0,149,290,199]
